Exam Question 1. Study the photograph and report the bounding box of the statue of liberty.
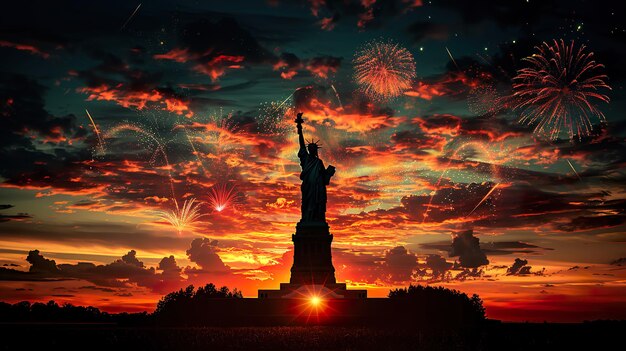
[295,113,335,223]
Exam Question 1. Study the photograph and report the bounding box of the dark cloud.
[173,16,275,82]
[75,51,194,115]
[398,179,626,234]
[0,204,31,223]
[185,238,230,273]
[433,0,558,28]
[273,52,302,79]
[293,0,421,30]
[506,258,544,276]
[0,221,191,253]
[0,73,83,151]
[0,249,185,293]
[556,215,626,233]
[421,239,548,256]
[120,250,144,268]
[0,73,91,193]
[26,250,59,274]
[610,258,626,266]
[180,17,274,63]
[78,285,115,293]
[424,254,453,280]
[406,21,449,43]
[306,56,342,79]
[481,241,551,256]
[450,230,489,268]
[380,246,418,282]
[400,182,498,224]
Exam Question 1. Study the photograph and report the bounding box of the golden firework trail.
[85,109,105,154]
[446,46,460,71]
[566,159,581,180]
[158,198,206,235]
[331,84,343,109]
[467,183,500,218]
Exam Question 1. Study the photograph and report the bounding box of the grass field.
[0,322,622,350]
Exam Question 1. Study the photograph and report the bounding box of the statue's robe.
[298,147,332,222]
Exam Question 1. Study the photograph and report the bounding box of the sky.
[1,0,625,322]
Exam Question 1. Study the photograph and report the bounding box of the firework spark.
[182,124,210,175]
[512,39,611,141]
[330,84,343,109]
[466,182,500,217]
[121,3,142,30]
[467,83,502,116]
[445,46,459,71]
[159,198,205,235]
[566,159,581,180]
[104,122,176,198]
[206,111,241,154]
[258,101,294,136]
[85,109,105,155]
[208,183,239,212]
[422,141,504,223]
[353,40,416,100]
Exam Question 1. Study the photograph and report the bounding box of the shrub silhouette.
[0,300,111,323]
[154,283,243,325]
[388,284,486,325]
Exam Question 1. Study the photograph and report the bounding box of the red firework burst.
[512,39,611,141]
[207,183,239,212]
[353,40,416,100]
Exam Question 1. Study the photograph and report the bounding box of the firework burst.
[159,198,205,235]
[353,40,416,100]
[467,83,503,116]
[258,101,295,136]
[203,110,241,154]
[512,39,611,141]
[208,183,240,212]
[104,121,176,198]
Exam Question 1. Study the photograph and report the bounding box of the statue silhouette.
[296,112,335,223]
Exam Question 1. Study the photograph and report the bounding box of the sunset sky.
[1,0,625,322]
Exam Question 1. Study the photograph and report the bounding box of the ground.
[0,322,622,350]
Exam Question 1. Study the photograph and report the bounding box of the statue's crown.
[307,139,322,149]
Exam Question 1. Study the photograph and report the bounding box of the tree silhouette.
[388,284,486,324]
[154,283,242,325]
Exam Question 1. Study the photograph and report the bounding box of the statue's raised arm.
[295,112,307,159]
[294,113,334,223]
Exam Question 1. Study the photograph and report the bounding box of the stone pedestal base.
[258,283,367,299]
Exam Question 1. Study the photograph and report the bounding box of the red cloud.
[154,48,245,82]
[405,72,480,100]
[404,81,447,100]
[306,56,341,79]
[318,16,336,31]
[0,40,49,58]
[79,85,192,116]
[193,55,245,81]
[153,48,193,63]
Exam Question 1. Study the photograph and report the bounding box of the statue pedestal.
[290,221,336,285]
[258,221,367,300]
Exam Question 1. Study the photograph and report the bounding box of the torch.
[295,112,304,132]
